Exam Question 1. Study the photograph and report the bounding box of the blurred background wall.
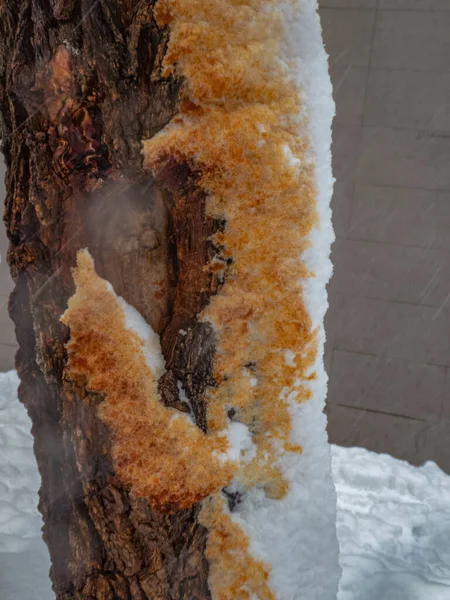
[320,0,450,470]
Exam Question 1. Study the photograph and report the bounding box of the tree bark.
[0,1,220,597]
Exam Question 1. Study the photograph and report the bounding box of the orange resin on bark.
[62,251,236,511]
[145,0,317,496]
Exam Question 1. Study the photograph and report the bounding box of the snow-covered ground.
[0,371,52,600]
[1,369,450,600]
[334,445,450,600]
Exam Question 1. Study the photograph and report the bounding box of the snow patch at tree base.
[2,371,450,600]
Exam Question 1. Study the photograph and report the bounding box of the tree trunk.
[0,1,215,598]
[0,1,341,599]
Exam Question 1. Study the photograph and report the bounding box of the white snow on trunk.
[226,3,340,598]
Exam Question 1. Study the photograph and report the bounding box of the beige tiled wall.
[321,0,450,470]
[0,157,16,371]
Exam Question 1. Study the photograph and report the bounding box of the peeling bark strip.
[1,0,339,599]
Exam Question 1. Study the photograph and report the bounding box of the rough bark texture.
[0,1,222,598]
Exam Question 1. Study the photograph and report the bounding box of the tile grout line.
[327,294,342,381]
[320,5,450,13]
[328,64,450,76]
[366,65,450,74]
[328,346,335,381]
[346,237,450,251]
[332,346,449,368]
[330,291,442,310]
[334,343,449,369]
[333,403,427,423]
[339,234,450,251]
[350,179,450,196]
[360,123,450,135]
[345,1,378,245]
[344,181,356,241]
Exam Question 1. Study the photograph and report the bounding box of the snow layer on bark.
[227,2,340,599]
[107,287,165,377]
[117,296,165,377]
